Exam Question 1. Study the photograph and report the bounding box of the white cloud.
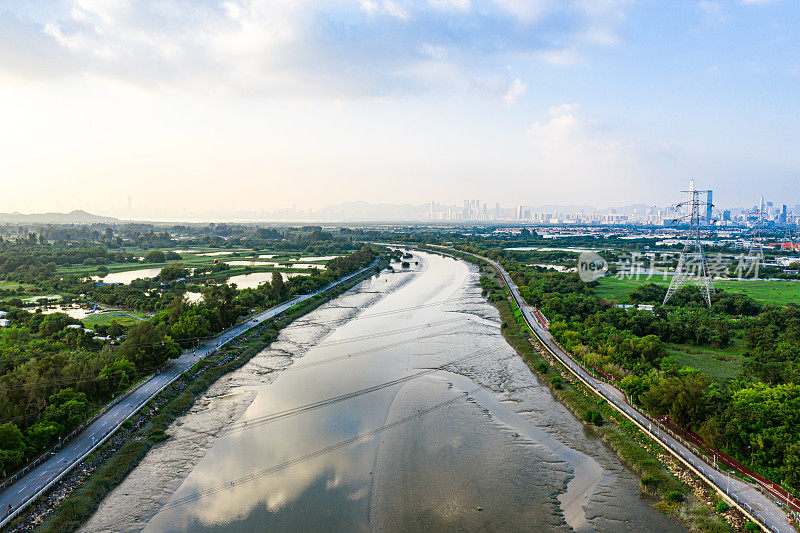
[525,104,651,198]
[384,1,411,20]
[503,77,527,103]
[532,48,581,66]
[698,1,725,21]
[0,0,634,97]
[492,0,552,23]
[573,0,629,46]
[428,0,471,11]
[360,0,411,19]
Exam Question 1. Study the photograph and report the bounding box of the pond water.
[225,261,281,267]
[92,268,163,285]
[281,263,327,270]
[527,263,576,272]
[84,252,683,533]
[184,292,204,304]
[22,294,63,303]
[505,247,605,253]
[295,256,341,261]
[226,272,311,290]
[34,304,94,319]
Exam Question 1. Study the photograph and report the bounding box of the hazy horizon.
[1,1,799,214]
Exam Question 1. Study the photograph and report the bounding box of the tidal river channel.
[83,252,684,532]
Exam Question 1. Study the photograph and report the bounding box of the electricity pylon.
[663,180,715,307]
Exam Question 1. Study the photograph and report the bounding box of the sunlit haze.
[1,1,799,218]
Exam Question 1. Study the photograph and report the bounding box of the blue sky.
[0,0,798,215]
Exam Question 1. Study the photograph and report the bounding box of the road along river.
[81,251,684,532]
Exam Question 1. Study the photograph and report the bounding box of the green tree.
[143,250,166,263]
[641,371,713,429]
[99,358,137,394]
[121,321,180,368]
[38,312,74,336]
[270,271,285,300]
[0,422,26,474]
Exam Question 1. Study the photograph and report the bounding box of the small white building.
[0,319,10,327]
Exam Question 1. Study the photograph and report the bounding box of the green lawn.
[593,276,800,306]
[667,343,746,384]
[82,311,149,327]
[56,247,262,277]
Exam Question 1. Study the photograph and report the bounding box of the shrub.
[551,375,563,390]
[583,409,604,426]
[148,429,168,443]
[536,362,549,374]
[715,501,729,513]
[641,474,659,488]
[664,490,685,503]
[744,522,759,531]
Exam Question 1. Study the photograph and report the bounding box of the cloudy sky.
[1,0,798,216]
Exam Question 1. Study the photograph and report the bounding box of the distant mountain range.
[0,210,119,224]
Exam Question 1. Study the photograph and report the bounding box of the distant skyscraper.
[723,210,731,221]
[705,190,713,223]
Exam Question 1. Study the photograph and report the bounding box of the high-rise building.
[705,190,713,222]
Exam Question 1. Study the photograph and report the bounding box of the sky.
[0,0,798,217]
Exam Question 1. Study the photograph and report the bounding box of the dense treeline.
[472,247,800,494]
[0,244,376,477]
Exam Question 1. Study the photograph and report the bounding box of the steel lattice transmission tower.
[663,180,715,307]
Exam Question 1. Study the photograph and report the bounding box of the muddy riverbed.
[82,252,683,532]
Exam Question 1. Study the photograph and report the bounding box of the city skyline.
[3,188,798,225]
[1,1,800,214]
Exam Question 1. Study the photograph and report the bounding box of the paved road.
[437,247,795,533]
[0,262,376,528]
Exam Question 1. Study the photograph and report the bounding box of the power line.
[285,298,467,329]
[150,351,509,444]
[0,299,470,366]
[0,319,488,427]
[157,387,480,512]
[313,318,462,347]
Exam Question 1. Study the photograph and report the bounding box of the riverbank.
[75,250,682,532]
[7,261,385,533]
[421,246,749,532]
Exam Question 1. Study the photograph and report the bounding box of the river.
[82,251,683,532]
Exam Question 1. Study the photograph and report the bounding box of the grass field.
[0,281,36,291]
[594,276,800,306]
[55,248,336,278]
[667,343,746,384]
[82,312,149,327]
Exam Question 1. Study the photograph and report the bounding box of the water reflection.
[87,253,684,533]
[226,272,310,290]
[92,268,163,284]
